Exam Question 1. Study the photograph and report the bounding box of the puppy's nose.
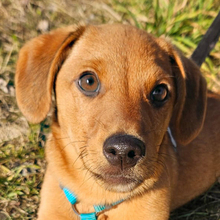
[103,134,145,169]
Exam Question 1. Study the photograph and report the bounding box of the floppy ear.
[15,25,85,123]
[156,38,207,145]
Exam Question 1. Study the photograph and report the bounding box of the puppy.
[15,24,220,220]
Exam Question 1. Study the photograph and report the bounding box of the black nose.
[103,134,145,170]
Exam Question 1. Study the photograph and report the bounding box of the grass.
[0,0,219,219]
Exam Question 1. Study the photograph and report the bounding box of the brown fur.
[15,24,220,220]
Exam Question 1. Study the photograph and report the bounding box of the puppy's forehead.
[76,24,164,60]
[67,24,172,83]
[83,24,153,51]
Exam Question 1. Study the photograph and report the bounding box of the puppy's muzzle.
[103,134,145,170]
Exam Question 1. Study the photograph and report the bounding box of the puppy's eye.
[151,84,169,105]
[77,72,100,96]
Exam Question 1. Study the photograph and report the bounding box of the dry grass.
[0,0,219,219]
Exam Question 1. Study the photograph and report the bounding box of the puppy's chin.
[94,173,143,193]
[103,181,138,193]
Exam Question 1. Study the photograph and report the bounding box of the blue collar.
[62,187,124,220]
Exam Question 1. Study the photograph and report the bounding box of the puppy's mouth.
[103,175,139,191]
[105,174,134,184]
[80,154,142,192]
[80,134,147,192]
[92,168,143,192]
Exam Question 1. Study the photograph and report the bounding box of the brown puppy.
[15,24,220,220]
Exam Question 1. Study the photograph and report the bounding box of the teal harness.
[62,187,124,220]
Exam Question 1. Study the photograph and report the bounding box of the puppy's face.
[55,25,175,193]
[16,24,206,203]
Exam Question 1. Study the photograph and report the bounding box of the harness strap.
[167,127,177,150]
[62,187,124,220]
